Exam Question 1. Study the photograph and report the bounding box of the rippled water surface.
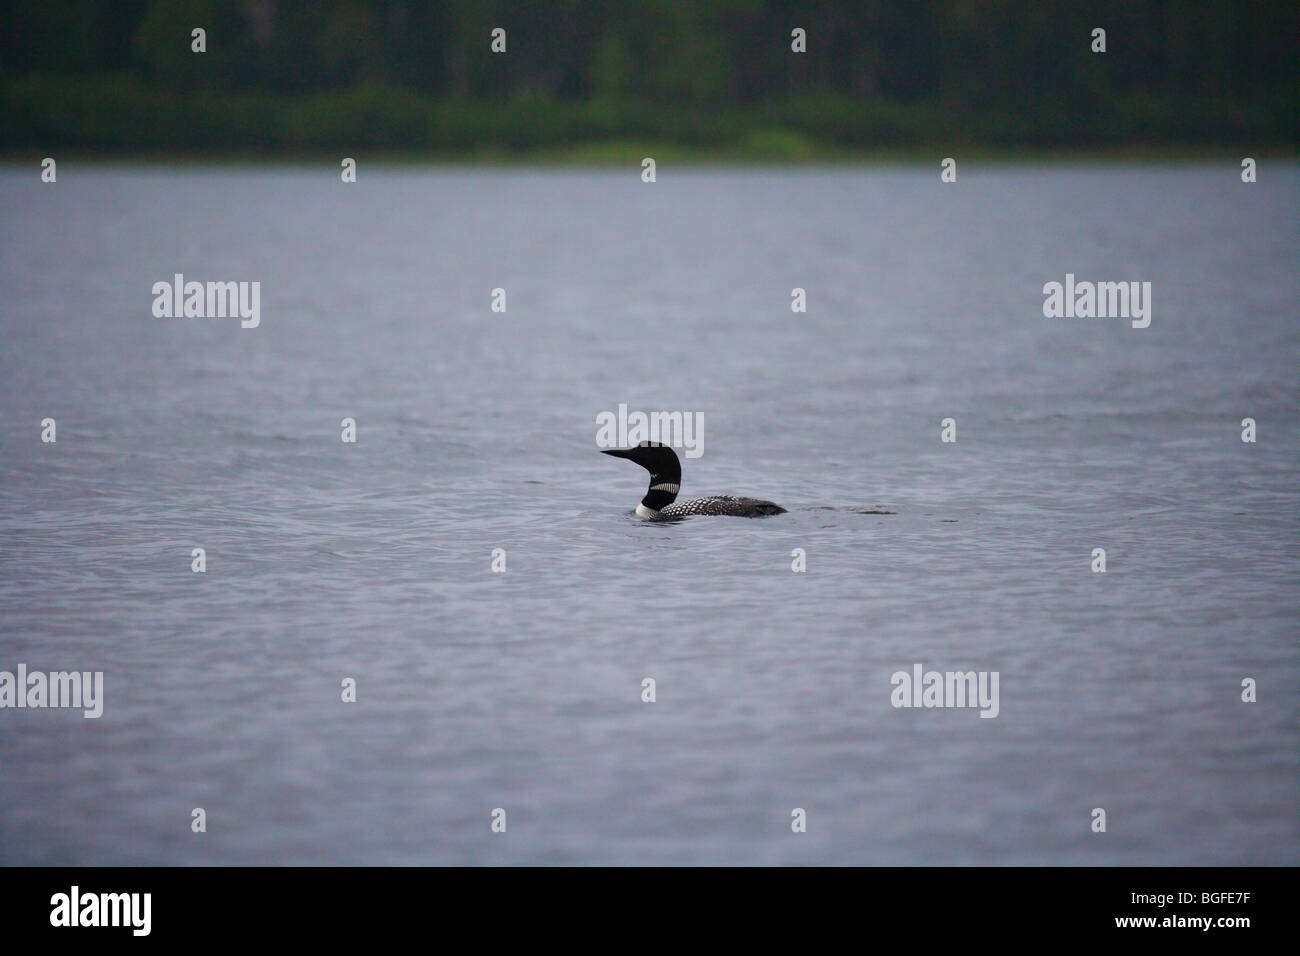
[1,165,1296,864]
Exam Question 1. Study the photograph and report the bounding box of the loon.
[602,441,786,519]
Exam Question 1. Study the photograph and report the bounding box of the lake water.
[1,164,1296,865]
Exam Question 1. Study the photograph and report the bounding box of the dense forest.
[1,0,1295,156]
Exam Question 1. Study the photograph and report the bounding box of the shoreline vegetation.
[4,1,1294,163]
[3,77,1293,163]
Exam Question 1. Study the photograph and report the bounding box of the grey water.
[0,164,1296,866]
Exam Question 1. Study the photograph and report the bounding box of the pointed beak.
[601,448,634,459]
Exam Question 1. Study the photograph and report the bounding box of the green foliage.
[0,0,1294,154]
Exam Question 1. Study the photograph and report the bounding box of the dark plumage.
[659,495,786,517]
[601,442,786,519]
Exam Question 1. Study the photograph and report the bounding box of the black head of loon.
[601,441,786,519]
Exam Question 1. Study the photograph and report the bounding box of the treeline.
[1,0,1295,155]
